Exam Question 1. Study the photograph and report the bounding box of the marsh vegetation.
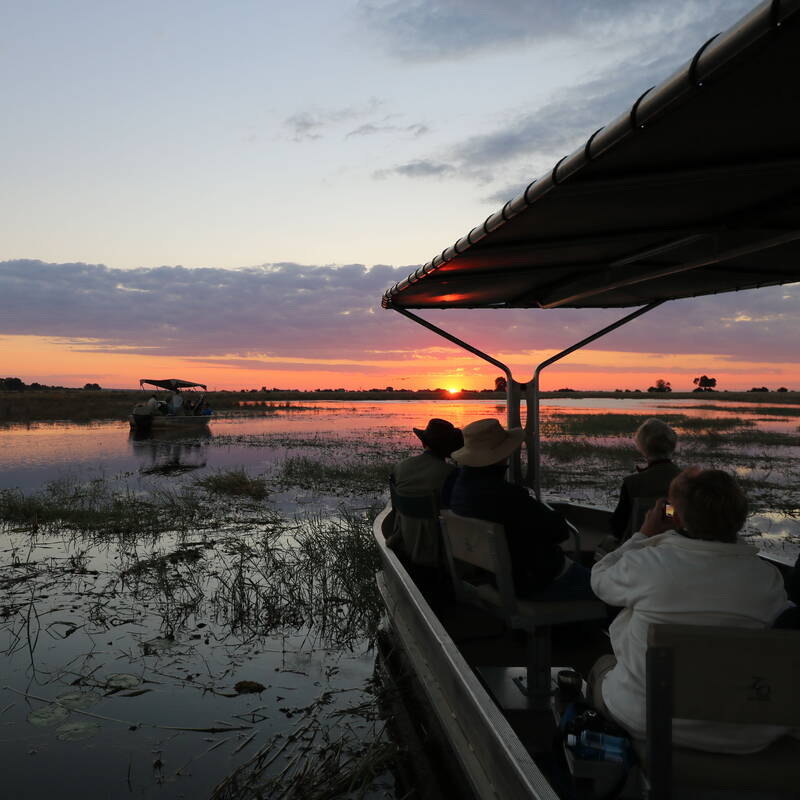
[2,396,800,798]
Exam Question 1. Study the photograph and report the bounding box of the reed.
[275,456,397,495]
[0,477,204,536]
[196,469,269,500]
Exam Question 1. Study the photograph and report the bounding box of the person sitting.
[608,417,680,541]
[444,418,594,601]
[389,418,464,572]
[590,467,788,753]
[164,389,184,415]
[146,394,160,414]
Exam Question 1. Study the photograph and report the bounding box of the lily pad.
[56,721,101,741]
[105,673,141,689]
[55,691,100,710]
[28,704,69,727]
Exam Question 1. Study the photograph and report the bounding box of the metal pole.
[393,308,523,479]
[528,301,664,498]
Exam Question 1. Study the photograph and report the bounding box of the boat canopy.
[139,379,207,391]
[382,0,800,311]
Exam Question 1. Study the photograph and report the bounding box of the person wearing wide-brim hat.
[412,418,464,460]
[450,418,524,467]
[390,419,464,580]
[445,418,595,601]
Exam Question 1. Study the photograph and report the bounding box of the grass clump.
[676,416,753,432]
[543,440,634,465]
[275,456,394,495]
[196,469,269,500]
[0,478,203,536]
[545,413,687,437]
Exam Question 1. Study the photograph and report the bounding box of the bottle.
[566,730,629,763]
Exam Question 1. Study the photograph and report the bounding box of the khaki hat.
[451,418,525,467]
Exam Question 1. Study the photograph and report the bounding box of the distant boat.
[129,378,213,433]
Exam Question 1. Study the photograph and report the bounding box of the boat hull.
[373,502,560,800]
[128,414,212,433]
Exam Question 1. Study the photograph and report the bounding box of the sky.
[3,0,798,392]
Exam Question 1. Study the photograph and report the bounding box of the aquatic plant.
[274,456,396,495]
[196,469,269,501]
[0,478,205,536]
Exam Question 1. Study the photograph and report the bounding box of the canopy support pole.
[393,308,525,482]
[527,301,663,498]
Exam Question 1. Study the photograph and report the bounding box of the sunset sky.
[3,0,798,392]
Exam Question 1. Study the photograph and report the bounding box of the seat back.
[646,623,800,798]
[438,509,517,614]
[389,478,439,520]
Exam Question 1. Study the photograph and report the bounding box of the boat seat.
[439,509,606,706]
[643,623,800,799]
[389,478,439,521]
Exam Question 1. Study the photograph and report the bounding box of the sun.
[447,387,460,395]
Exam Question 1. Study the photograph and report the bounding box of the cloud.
[357,0,753,61]
[346,122,429,138]
[283,97,383,142]
[373,159,458,180]
[370,1,754,190]
[1,261,798,373]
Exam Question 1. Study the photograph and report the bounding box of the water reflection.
[130,429,211,476]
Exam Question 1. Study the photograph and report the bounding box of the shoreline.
[1,388,800,426]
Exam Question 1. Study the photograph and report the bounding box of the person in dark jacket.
[444,418,594,601]
[608,418,680,541]
[389,418,463,567]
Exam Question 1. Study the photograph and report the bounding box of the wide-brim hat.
[451,418,525,467]
[413,418,463,456]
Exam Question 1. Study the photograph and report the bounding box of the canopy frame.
[394,303,663,496]
[139,379,208,391]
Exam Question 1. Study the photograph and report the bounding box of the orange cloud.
[5,335,800,392]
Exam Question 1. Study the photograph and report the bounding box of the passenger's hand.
[640,498,676,537]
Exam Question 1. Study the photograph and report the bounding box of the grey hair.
[670,468,747,543]
[635,418,677,460]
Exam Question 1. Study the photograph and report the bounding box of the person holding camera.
[590,467,788,754]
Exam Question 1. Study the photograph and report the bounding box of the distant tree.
[1,377,26,391]
[494,376,508,393]
[385,386,394,392]
[83,382,101,390]
[692,375,717,391]
[749,386,769,392]
[557,387,576,392]
[647,379,672,393]
[777,387,789,392]
[260,386,267,392]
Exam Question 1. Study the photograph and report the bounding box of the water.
[1,397,799,799]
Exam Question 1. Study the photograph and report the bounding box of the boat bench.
[439,509,606,708]
[642,623,800,799]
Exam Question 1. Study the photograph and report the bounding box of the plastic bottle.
[566,730,629,763]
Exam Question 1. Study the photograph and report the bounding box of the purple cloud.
[2,260,798,373]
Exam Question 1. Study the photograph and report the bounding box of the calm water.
[1,398,799,799]
[4,397,800,491]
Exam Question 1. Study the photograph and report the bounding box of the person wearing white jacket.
[590,467,788,754]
